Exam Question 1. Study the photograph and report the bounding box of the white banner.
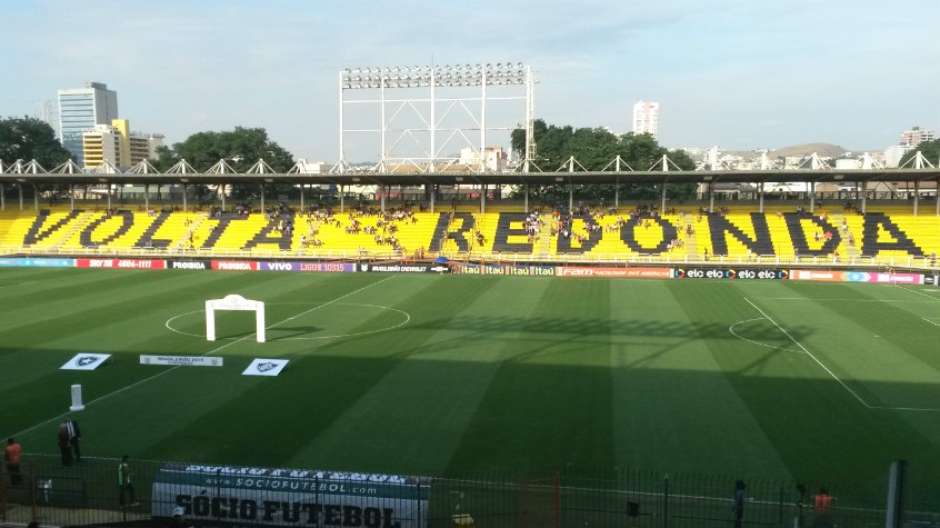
[151,463,429,527]
[243,359,289,377]
[60,353,111,371]
[140,355,224,367]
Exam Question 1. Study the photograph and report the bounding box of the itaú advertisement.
[75,258,166,269]
[789,269,925,285]
[556,266,673,279]
[211,260,261,271]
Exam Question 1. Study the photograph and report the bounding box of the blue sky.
[1,0,937,161]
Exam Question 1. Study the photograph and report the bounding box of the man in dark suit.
[65,415,81,462]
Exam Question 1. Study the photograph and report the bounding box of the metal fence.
[3,456,939,528]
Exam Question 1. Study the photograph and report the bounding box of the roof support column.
[259,183,264,212]
[106,184,111,211]
[614,178,620,209]
[380,186,386,213]
[708,183,714,213]
[758,181,764,213]
[0,184,4,211]
[936,180,939,216]
[429,184,434,213]
[913,181,919,216]
[299,184,304,213]
[19,184,24,211]
[480,184,486,214]
[143,184,149,211]
[524,184,529,213]
[220,185,225,212]
[568,183,573,215]
[660,182,667,213]
[339,185,344,213]
[809,181,816,213]
[182,184,188,213]
[33,185,38,211]
[861,186,867,214]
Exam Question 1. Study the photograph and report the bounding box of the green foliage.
[510,119,697,203]
[0,116,72,168]
[899,139,940,168]
[155,127,295,202]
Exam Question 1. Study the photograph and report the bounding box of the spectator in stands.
[65,415,82,463]
[4,437,22,486]
[118,455,138,506]
[57,422,72,466]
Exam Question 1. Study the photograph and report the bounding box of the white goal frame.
[205,295,266,343]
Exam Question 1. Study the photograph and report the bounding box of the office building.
[57,82,119,164]
[82,119,163,170]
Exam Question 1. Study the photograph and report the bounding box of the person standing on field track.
[4,437,22,486]
[57,422,72,466]
[118,455,138,507]
[65,415,82,462]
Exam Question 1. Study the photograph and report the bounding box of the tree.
[0,116,72,168]
[155,127,294,172]
[156,127,296,203]
[510,119,697,202]
[899,139,940,168]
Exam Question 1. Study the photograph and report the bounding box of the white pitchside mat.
[242,358,289,377]
[60,353,112,371]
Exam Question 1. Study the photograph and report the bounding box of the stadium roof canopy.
[2,159,939,186]
[3,170,940,186]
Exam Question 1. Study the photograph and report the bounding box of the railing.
[0,245,938,271]
[2,455,939,528]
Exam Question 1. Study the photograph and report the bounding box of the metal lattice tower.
[337,62,534,173]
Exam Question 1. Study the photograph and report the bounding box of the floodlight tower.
[337,62,534,173]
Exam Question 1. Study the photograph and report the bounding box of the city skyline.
[1,0,938,162]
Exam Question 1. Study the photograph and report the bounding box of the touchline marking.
[742,297,940,413]
[923,317,940,328]
[765,297,937,304]
[5,275,398,440]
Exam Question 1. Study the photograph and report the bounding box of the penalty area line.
[742,297,940,413]
[5,275,398,440]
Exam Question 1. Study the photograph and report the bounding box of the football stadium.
[3,6,940,525]
[1,162,940,527]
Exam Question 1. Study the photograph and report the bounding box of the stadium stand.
[1,205,938,265]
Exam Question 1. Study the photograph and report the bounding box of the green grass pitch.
[2,268,940,498]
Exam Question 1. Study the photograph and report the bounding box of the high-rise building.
[899,126,935,147]
[57,82,119,164]
[632,100,660,137]
[82,119,163,170]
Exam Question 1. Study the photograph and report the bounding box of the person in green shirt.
[118,455,137,506]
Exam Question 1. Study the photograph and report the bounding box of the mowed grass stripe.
[775,281,940,406]
[0,270,292,360]
[2,272,386,446]
[721,282,938,490]
[608,280,792,478]
[286,275,555,475]
[444,278,616,475]
[132,274,497,466]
